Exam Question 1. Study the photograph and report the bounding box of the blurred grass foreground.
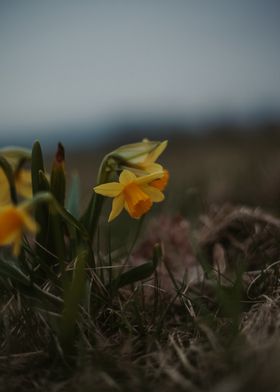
[2,128,280,392]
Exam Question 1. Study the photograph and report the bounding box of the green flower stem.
[81,154,116,243]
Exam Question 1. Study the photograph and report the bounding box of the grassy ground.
[2,130,280,391]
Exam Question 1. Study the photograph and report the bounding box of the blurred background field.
[1,0,279,216]
[1,1,280,146]
[59,124,280,219]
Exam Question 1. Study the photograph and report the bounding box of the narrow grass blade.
[31,141,50,254]
[66,172,80,219]
[50,143,66,206]
[48,144,67,265]
[31,141,45,194]
[59,250,87,353]
[109,243,162,291]
[0,257,63,310]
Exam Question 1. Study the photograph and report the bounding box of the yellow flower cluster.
[0,204,38,255]
[0,167,32,206]
[0,139,169,256]
[0,153,35,255]
[94,140,169,221]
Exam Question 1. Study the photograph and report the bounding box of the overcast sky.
[0,0,280,140]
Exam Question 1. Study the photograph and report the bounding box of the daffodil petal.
[128,153,149,165]
[119,170,136,185]
[94,182,123,197]
[124,201,137,218]
[0,168,7,181]
[17,183,33,199]
[141,185,165,202]
[144,163,163,173]
[16,169,32,198]
[19,209,38,233]
[0,206,21,244]
[119,165,147,176]
[114,140,158,163]
[0,192,11,207]
[144,140,168,165]
[12,234,21,256]
[0,230,19,246]
[0,204,38,255]
[108,194,125,222]
[135,171,163,185]
[0,169,10,206]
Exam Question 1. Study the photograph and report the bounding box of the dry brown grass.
[2,130,280,391]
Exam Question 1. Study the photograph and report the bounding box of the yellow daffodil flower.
[94,169,165,222]
[0,168,32,206]
[0,169,11,205]
[149,169,169,191]
[130,139,168,173]
[112,140,170,191]
[14,169,32,198]
[115,139,168,173]
[0,204,38,255]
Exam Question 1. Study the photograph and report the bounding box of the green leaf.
[109,243,162,290]
[59,250,87,353]
[66,172,80,219]
[50,143,66,206]
[31,141,45,195]
[38,170,50,191]
[31,141,50,255]
[48,144,67,265]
